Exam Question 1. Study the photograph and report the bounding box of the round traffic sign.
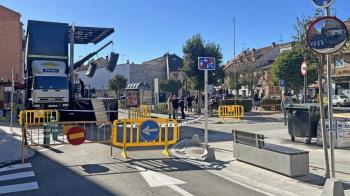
[140,120,159,142]
[301,62,307,76]
[307,16,348,54]
[310,0,334,8]
[67,126,86,145]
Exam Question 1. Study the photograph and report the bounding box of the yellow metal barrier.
[112,118,179,158]
[218,105,244,121]
[128,105,151,119]
[19,109,59,126]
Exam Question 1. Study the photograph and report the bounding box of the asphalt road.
[1,142,266,196]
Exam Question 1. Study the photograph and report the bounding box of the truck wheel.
[306,138,312,144]
[337,102,341,107]
[291,136,295,142]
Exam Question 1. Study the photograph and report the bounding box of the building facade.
[0,5,23,109]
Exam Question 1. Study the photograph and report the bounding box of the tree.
[182,34,224,114]
[159,79,182,94]
[272,49,318,94]
[182,34,224,90]
[108,74,127,98]
[239,65,263,100]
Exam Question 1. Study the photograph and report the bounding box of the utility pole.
[233,18,237,105]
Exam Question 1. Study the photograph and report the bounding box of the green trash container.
[285,103,321,144]
[43,124,51,145]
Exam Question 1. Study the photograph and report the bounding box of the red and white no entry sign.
[67,126,86,145]
[301,62,307,76]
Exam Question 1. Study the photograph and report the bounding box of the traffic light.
[85,62,97,77]
[106,52,119,72]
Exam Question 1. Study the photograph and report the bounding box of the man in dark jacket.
[172,95,179,119]
[179,97,185,119]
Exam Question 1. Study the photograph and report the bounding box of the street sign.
[301,61,307,76]
[307,16,348,54]
[67,126,86,145]
[310,0,334,8]
[279,79,285,87]
[140,120,159,141]
[198,57,216,70]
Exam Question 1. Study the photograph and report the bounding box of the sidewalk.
[0,122,35,167]
[170,112,350,196]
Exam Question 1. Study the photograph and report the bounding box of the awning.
[126,82,152,90]
[68,26,114,44]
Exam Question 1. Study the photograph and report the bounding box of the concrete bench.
[232,130,309,177]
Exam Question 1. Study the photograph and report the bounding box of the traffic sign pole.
[204,69,208,148]
[325,5,335,179]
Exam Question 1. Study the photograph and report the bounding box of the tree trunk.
[318,67,330,178]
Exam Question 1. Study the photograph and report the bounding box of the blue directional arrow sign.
[140,120,160,141]
[310,0,334,8]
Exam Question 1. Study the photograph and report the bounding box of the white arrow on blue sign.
[140,120,160,141]
[310,0,334,8]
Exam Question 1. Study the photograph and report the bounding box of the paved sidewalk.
[0,122,35,167]
[170,113,350,196]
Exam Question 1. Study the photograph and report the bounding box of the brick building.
[0,5,23,108]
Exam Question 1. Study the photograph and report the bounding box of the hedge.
[219,99,253,112]
[156,103,168,114]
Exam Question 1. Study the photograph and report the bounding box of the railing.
[19,109,59,126]
[111,118,179,158]
[128,105,151,119]
[218,105,244,121]
[260,104,282,111]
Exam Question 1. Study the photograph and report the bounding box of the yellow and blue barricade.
[112,118,179,158]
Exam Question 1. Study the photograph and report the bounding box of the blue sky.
[1,0,350,64]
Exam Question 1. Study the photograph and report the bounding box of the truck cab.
[29,60,69,108]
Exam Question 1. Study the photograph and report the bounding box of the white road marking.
[38,145,64,152]
[135,166,193,196]
[0,163,32,173]
[167,184,194,196]
[0,182,39,194]
[0,171,35,181]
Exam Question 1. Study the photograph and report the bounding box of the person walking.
[281,93,293,125]
[172,94,179,119]
[254,93,260,110]
[186,94,193,113]
[179,97,185,119]
[167,95,173,119]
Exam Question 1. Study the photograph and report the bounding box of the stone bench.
[232,130,309,177]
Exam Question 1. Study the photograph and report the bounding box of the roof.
[68,26,114,44]
[126,82,152,90]
[143,53,183,71]
[0,5,21,17]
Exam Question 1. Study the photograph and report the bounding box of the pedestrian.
[172,94,179,119]
[167,95,173,119]
[180,97,185,119]
[186,94,193,112]
[281,92,293,125]
[254,93,260,110]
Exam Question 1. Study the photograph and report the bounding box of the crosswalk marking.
[0,171,35,181]
[0,163,39,194]
[0,182,39,194]
[0,163,32,173]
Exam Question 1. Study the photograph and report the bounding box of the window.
[335,59,345,68]
[34,76,68,90]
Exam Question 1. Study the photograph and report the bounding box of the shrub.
[219,99,253,112]
[156,103,168,114]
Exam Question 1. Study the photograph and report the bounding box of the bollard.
[43,124,50,145]
[50,116,58,141]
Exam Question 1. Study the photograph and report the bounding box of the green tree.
[159,79,182,94]
[182,34,224,90]
[238,65,264,100]
[108,74,128,98]
[182,34,224,114]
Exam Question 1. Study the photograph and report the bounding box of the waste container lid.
[285,103,318,110]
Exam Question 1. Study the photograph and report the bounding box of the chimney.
[252,49,256,56]
[126,60,130,64]
[272,42,276,48]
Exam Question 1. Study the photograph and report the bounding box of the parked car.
[332,95,350,107]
